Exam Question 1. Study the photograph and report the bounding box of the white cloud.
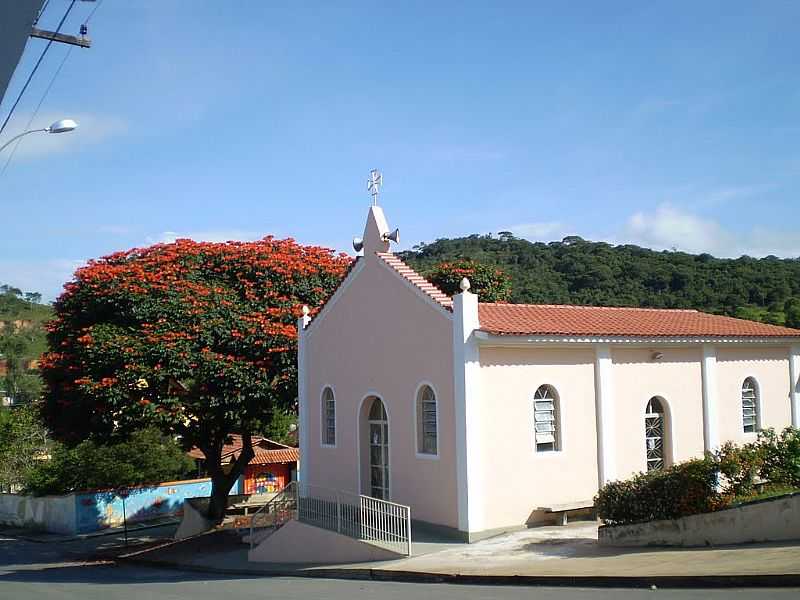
[620,204,800,258]
[0,258,84,302]
[146,230,263,245]
[2,112,128,161]
[506,221,564,240]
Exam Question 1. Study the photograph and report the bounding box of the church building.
[297,199,800,542]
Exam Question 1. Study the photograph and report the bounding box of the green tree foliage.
[0,284,52,405]
[24,428,195,496]
[262,407,298,446]
[39,238,348,520]
[424,259,511,302]
[0,403,50,492]
[399,234,800,323]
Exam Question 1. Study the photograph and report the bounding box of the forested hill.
[399,234,800,327]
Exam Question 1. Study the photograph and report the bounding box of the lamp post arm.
[0,128,49,155]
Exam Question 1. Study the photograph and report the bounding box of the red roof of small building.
[250,446,300,465]
[478,303,800,338]
[187,434,293,461]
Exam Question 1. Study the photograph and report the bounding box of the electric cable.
[0,0,77,137]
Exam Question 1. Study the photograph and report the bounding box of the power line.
[0,0,77,137]
[84,0,104,25]
[0,44,74,177]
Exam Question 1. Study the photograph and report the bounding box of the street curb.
[118,556,800,588]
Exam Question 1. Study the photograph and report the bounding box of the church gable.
[305,205,452,337]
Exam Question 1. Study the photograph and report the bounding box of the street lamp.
[0,119,78,154]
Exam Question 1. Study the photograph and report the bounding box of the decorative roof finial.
[367,168,382,206]
[460,278,471,292]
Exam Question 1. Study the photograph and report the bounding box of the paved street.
[1,532,799,599]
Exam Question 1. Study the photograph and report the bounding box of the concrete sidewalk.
[119,521,800,587]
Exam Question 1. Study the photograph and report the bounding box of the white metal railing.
[248,481,298,550]
[296,482,411,556]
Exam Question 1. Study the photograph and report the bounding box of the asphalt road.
[2,532,799,600]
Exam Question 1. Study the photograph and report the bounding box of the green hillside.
[0,285,53,404]
[399,234,800,327]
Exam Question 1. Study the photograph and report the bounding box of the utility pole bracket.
[30,27,92,49]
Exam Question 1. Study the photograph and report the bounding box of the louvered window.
[534,385,559,452]
[322,387,336,445]
[741,378,759,434]
[417,385,438,455]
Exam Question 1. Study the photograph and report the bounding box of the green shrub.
[757,427,800,487]
[714,440,764,498]
[595,458,721,526]
[23,428,194,496]
[597,428,800,526]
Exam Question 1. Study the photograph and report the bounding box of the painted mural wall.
[1,477,242,535]
[75,477,241,534]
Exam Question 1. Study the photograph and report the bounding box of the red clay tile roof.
[187,435,291,461]
[250,447,300,465]
[478,303,800,338]
[376,252,453,310]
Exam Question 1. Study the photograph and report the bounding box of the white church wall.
[476,346,598,531]
[303,254,459,529]
[611,347,705,481]
[716,346,793,445]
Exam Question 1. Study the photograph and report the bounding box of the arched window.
[534,385,560,452]
[741,378,759,433]
[321,387,335,446]
[416,385,438,455]
[367,397,389,499]
[645,397,667,471]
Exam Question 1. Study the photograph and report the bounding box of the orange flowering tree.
[425,259,511,302]
[40,238,349,521]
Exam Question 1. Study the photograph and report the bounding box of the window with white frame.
[533,385,560,452]
[321,387,335,445]
[416,385,437,455]
[741,377,759,433]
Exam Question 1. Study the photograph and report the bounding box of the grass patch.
[730,483,799,507]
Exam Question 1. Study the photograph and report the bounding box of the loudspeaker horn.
[382,228,400,244]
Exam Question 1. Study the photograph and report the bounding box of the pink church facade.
[298,205,800,541]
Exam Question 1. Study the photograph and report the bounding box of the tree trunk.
[204,431,256,524]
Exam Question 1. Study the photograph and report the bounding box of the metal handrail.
[248,481,298,550]
[296,482,412,556]
[247,481,412,556]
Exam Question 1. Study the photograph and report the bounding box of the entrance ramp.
[247,482,412,563]
[248,518,405,563]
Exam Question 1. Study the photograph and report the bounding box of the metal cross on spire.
[367,169,382,206]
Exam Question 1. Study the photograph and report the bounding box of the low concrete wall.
[0,477,243,535]
[0,493,76,535]
[599,492,800,547]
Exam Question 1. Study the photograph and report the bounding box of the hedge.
[595,458,722,526]
[595,427,800,526]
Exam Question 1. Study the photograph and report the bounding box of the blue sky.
[1,1,799,300]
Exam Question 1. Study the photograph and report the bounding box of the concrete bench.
[538,500,595,525]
